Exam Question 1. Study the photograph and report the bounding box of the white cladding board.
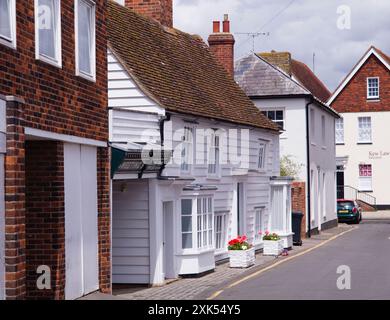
[112,180,150,284]
[64,143,99,300]
[0,155,5,300]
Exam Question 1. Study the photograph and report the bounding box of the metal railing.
[337,185,377,208]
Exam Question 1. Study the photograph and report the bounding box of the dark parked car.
[337,199,362,224]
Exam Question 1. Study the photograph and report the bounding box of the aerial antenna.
[236,32,270,53]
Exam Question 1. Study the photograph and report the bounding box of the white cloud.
[174,0,390,92]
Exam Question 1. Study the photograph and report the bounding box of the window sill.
[336,142,345,145]
[0,37,16,50]
[357,142,373,145]
[358,190,373,193]
[367,98,380,102]
[178,248,215,256]
[76,70,96,83]
[206,176,221,181]
[36,55,62,69]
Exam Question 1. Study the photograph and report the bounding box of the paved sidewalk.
[113,224,355,300]
[362,210,390,220]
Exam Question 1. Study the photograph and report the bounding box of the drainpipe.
[305,97,314,238]
[158,113,171,177]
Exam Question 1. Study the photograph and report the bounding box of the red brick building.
[0,0,110,299]
[329,46,390,209]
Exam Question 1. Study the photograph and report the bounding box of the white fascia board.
[328,48,390,105]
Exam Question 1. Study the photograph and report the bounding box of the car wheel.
[354,216,360,224]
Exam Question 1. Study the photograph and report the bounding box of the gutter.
[305,97,314,238]
[158,113,171,177]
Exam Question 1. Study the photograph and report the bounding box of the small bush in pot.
[262,231,283,256]
[228,235,255,268]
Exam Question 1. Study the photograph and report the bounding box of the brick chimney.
[124,0,173,28]
[259,51,292,76]
[207,14,235,76]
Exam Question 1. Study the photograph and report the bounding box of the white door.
[163,201,175,279]
[64,143,99,300]
[0,154,5,300]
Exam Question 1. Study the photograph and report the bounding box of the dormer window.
[0,0,16,48]
[367,77,379,99]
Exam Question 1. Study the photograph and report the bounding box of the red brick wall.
[125,0,173,27]
[291,181,306,239]
[0,0,108,142]
[331,54,390,113]
[208,33,235,77]
[25,141,65,300]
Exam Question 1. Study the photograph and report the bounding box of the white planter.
[263,240,283,256]
[228,247,255,268]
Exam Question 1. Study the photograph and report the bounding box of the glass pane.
[209,230,213,245]
[276,110,283,120]
[182,233,192,249]
[0,0,11,39]
[208,214,212,229]
[181,199,192,215]
[197,198,201,215]
[268,111,275,120]
[197,215,201,231]
[197,231,202,248]
[78,0,92,74]
[38,0,56,59]
[208,198,212,212]
[203,231,207,246]
[181,216,192,232]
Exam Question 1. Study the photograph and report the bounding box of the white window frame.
[335,118,344,144]
[180,127,194,175]
[254,207,265,244]
[358,164,372,192]
[261,109,284,130]
[75,0,96,81]
[214,211,227,253]
[257,141,267,171]
[0,0,17,49]
[34,0,62,68]
[321,115,326,146]
[367,77,379,99]
[180,196,214,254]
[208,131,220,177]
[358,117,372,144]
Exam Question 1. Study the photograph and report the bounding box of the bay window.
[35,0,62,66]
[76,0,96,80]
[0,0,16,48]
[181,197,213,251]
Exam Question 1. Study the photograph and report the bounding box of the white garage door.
[64,143,99,300]
[112,180,150,284]
[0,154,5,300]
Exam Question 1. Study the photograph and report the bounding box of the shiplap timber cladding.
[108,49,165,115]
[112,180,150,284]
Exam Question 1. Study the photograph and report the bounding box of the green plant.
[280,155,303,179]
[262,231,281,241]
[228,235,252,250]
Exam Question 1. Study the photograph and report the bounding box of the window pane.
[38,0,56,59]
[182,233,192,249]
[268,111,275,120]
[181,216,192,232]
[181,199,192,215]
[276,110,283,120]
[0,0,11,39]
[78,0,92,74]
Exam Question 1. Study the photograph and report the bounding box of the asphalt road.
[216,219,390,300]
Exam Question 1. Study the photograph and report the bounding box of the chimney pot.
[213,21,220,33]
[222,14,230,33]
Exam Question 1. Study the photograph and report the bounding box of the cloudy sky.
[174,0,390,92]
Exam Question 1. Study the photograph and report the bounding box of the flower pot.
[228,247,255,268]
[263,240,283,256]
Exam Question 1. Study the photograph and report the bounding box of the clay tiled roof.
[107,1,279,132]
[373,46,390,65]
[291,59,331,102]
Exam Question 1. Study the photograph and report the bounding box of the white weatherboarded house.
[235,53,340,235]
[107,1,289,285]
